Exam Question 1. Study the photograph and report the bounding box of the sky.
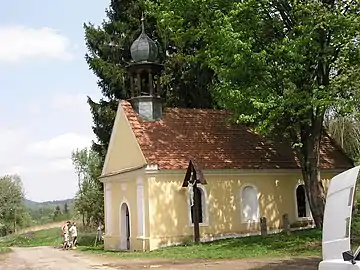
[0,1,110,202]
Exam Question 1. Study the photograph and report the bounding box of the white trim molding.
[136,177,145,237]
[105,183,113,236]
[145,164,158,172]
[187,184,209,227]
[240,183,260,224]
[294,182,313,221]
[100,164,147,180]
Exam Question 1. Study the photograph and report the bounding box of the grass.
[0,226,322,260]
[0,228,62,247]
[0,247,11,254]
[79,229,322,260]
[0,227,97,248]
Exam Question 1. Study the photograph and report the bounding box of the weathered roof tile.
[121,100,353,170]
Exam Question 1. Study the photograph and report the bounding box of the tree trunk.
[300,118,326,228]
[301,161,326,228]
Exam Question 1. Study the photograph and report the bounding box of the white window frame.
[240,184,260,224]
[187,184,209,227]
[294,183,312,221]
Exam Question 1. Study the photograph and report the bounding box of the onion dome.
[130,16,158,63]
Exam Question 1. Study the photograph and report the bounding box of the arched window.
[241,185,259,222]
[296,185,310,218]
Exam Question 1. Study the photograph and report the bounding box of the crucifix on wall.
[182,159,207,244]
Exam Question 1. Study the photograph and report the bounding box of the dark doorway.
[121,203,130,250]
[296,185,307,218]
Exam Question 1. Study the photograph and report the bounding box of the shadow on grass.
[251,257,320,270]
[79,229,322,260]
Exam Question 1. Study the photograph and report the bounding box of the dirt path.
[0,246,320,270]
[15,221,64,235]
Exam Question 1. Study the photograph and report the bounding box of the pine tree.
[84,0,217,161]
[84,0,153,159]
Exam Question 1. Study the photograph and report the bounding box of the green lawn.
[0,227,322,260]
[79,229,322,260]
[0,228,96,248]
[0,247,11,254]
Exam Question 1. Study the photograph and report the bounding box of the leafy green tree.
[147,0,216,109]
[325,113,360,162]
[155,0,360,227]
[72,148,103,227]
[53,205,62,221]
[0,175,26,235]
[84,0,217,162]
[84,0,153,160]
[64,202,70,216]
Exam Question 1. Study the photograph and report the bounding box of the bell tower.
[126,15,163,121]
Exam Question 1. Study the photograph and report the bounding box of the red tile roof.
[121,100,354,170]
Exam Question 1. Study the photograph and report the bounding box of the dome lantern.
[130,15,158,63]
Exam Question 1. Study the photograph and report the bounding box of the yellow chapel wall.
[147,170,340,250]
[102,103,146,176]
[102,169,150,252]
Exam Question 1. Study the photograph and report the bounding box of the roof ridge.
[119,99,353,170]
[119,99,227,113]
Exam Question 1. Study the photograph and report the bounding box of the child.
[69,222,78,249]
[61,221,71,250]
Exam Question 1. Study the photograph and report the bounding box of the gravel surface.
[0,246,321,270]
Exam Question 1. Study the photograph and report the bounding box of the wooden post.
[192,172,200,244]
[137,73,141,95]
[156,75,161,96]
[182,160,207,245]
[260,217,267,236]
[148,72,153,96]
[282,214,290,235]
[130,75,134,97]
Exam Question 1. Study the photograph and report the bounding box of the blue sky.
[0,0,110,201]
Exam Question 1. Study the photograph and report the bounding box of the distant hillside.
[22,198,75,227]
[23,198,74,210]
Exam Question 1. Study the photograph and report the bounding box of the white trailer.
[319,165,360,269]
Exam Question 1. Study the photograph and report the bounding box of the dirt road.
[0,246,320,270]
[15,221,64,235]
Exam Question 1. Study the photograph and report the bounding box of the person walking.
[61,221,71,250]
[69,222,78,249]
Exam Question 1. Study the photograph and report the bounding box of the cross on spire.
[141,12,145,33]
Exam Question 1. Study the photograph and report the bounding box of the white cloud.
[26,133,92,159]
[0,25,73,63]
[0,130,93,202]
[2,165,24,176]
[0,89,97,201]
[51,92,89,111]
[0,128,29,167]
